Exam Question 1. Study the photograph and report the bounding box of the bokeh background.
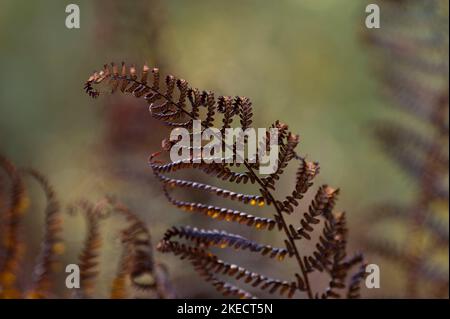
[0,0,448,298]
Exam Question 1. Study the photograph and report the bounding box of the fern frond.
[68,200,107,298]
[161,184,278,231]
[22,169,63,299]
[207,276,256,299]
[0,154,28,298]
[316,214,364,299]
[110,242,132,299]
[364,0,449,298]
[105,197,175,298]
[162,226,291,261]
[296,186,339,241]
[157,239,300,298]
[261,130,299,192]
[86,62,365,299]
[149,152,255,184]
[373,121,448,182]
[153,172,265,206]
[346,262,368,299]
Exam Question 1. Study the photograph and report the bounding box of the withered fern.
[68,197,174,299]
[85,62,366,298]
[110,237,133,299]
[0,154,28,298]
[68,199,107,298]
[0,157,64,299]
[0,154,172,299]
[22,169,64,299]
[363,0,449,297]
[106,196,176,298]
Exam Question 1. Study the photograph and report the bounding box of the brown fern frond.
[153,172,265,206]
[110,242,133,299]
[206,276,256,299]
[296,186,339,241]
[270,158,320,216]
[346,262,368,299]
[294,158,320,198]
[68,200,107,298]
[315,213,364,299]
[104,197,175,298]
[237,96,253,131]
[303,211,347,274]
[161,184,278,231]
[86,62,365,299]
[22,169,64,299]
[0,154,28,299]
[162,226,291,261]
[157,239,300,298]
[107,199,156,293]
[261,131,299,192]
[1,153,172,299]
[364,0,449,298]
[363,0,449,126]
[373,121,448,183]
[149,153,255,184]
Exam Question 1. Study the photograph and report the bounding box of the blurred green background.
[0,0,432,298]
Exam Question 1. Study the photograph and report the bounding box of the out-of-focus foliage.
[0,153,174,298]
[363,0,449,298]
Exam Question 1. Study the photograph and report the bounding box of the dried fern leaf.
[0,154,28,298]
[22,169,64,299]
[85,62,366,299]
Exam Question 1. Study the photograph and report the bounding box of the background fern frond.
[22,169,64,299]
[0,154,28,298]
[363,0,449,298]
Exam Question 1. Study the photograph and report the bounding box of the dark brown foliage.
[85,62,366,298]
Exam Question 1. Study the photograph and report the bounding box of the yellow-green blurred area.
[0,0,447,298]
